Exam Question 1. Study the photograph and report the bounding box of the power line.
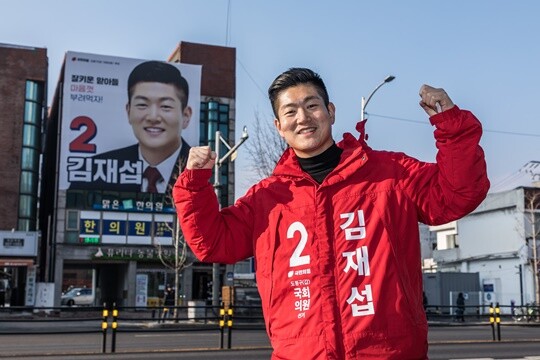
[237,58,267,98]
[368,113,540,138]
[222,1,265,99]
[223,1,265,99]
[367,113,425,125]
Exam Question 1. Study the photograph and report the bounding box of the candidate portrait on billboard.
[59,52,201,197]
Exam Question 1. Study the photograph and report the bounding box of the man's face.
[127,82,191,160]
[274,84,335,158]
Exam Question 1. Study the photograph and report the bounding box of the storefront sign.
[80,236,100,244]
[136,274,148,307]
[25,266,37,306]
[0,231,38,256]
[0,259,34,267]
[79,211,174,246]
[92,246,175,261]
[4,238,24,247]
[94,199,174,213]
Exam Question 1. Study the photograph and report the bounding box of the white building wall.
[419,223,435,259]
[465,258,524,307]
[429,187,538,308]
[459,208,523,258]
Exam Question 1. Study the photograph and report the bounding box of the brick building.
[0,43,47,305]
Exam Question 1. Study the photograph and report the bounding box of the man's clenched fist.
[186,146,217,170]
[419,84,455,117]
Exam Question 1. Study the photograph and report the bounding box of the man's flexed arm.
[174,145,255,264]
[403,85,489,225]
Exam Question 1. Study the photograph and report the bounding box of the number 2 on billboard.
[69,116,97,153]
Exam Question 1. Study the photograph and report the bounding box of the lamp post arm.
[363,80,388,112]
[217,135,249,166]
[361,75,395,120]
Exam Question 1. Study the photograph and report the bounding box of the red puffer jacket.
[173,106,489,359]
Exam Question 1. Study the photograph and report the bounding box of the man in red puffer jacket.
[173,68,489,359]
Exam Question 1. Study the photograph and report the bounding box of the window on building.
[235,258,254,273]
[448,234,458,248]
[66,190,95,210]
[18,80,44,231]
[66,189,168,212]
[436,230,458,250]
[136,270,173,300]
[200,100,230,207]
[66,210,79,231]
[21,147,38,171]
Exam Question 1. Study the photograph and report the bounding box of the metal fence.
[0,302,266,354]
[1,302,538,355]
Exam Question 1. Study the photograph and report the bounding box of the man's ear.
[328,102,336,125]
[182,106,193,129]
[274,118,285,138]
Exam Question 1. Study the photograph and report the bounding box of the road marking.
[135,333,219,338]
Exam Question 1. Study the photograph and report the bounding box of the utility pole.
[532,210,539,306]
[212,126,249,308]
[523,188,540,307]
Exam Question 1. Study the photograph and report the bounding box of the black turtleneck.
[297,143,343,184]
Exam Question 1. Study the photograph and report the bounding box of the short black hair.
[268,67,329,117]
[127,61,189,109]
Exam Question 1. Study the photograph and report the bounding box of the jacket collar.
[272,121,372,183]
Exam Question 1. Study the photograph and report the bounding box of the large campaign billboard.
[59,51,201,196]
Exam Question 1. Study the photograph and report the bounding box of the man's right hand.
[186,146,217,170]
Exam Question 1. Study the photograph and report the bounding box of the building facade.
[428,185,540,312]
[41,42,239,307]
[0,43,47,306]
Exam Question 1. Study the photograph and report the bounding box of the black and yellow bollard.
[495,302,501,341]
[489,303,495,341]
[227,307,233,349]
[111,303,118,353]
[219,307,226,349]
[102,304,109,353]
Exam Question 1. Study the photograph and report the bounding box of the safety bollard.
[219,306,225,349]
[489,303,495,341]
[495,302,501,341]
[227,307,233,349]
[111,303,118,353]
[102,303,109,353]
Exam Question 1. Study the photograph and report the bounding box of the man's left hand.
[419,85,455,116]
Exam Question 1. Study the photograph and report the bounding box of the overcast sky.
[3,0,540,196]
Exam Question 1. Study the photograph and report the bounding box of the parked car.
[61,287,94,306]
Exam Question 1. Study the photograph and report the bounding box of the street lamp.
[360,75,395,120]
[212,126,249,307]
